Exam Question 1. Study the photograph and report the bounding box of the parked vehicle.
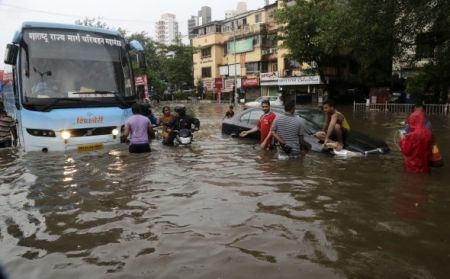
[244,95,283,108]
[222,107,390,155]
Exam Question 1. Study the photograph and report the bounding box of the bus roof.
[21,21,122,37]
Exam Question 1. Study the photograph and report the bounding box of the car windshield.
[297,109,324,132]
[20,28,134,110]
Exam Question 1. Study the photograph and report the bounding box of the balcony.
[224,23,267,39]
[261,47,278,61]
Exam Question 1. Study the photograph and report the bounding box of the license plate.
[77,143,104,152]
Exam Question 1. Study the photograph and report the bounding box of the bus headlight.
[61,130,71,140]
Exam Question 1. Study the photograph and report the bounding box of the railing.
[353,102,450,115]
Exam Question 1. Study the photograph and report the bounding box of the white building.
[225,10,236,19]
[155,13,179,45]
[225,2,247,19]
[236,2,248,14]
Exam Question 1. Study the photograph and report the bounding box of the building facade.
[192,0,325,103]
[188,7,212,43]
[155,13,180,46]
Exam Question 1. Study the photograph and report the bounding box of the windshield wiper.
[71,90,127,107]
[40,98,86,112]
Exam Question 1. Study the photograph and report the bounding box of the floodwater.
[1,103,449,279]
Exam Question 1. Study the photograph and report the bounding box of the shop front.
[241,76,260,101]
[260,72,280,97]
[277,75,323,104]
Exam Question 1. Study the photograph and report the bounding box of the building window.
[201,47,211,58]
[271,63,278,72]
[255,13,261,23]
[202,67,212,78]
[246,62,260,73]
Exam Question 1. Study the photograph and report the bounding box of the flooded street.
[1,103,450,278]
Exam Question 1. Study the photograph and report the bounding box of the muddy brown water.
[1,103,449,279]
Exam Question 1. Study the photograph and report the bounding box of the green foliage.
[75,18,194,97]
[172,90,190,100]
[275,0,450,98]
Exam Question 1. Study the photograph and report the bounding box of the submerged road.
[1,103,449,278]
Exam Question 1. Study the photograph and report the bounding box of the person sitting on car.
[314,99,350,151]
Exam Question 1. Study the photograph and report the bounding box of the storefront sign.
[215,78,223,90]
[242,78,259,87]
[223,78,241,92]
[203,79,214,91]
[260,72,278,81]
[134,75,148,98]
[2,72,13,83]
[219,65,229,76]
[277,75,321,86]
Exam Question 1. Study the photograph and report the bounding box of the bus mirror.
[137,52,146,69]
[129,40,144,52]
[4,44,19,65]
[128,40,146,69]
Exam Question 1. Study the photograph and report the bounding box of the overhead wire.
[0,3,157,25]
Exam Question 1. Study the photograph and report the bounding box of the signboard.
[3,73,13,83]
[260,75,322,87]
[277,75,321,86]
[242,78,259,87]
[228,38,253,54]
[134,75,148,98]
[203,79,214,91]
[223,78,242,92]
[260,72,278,82]
[219,65,229,76]
[228,64,241,77]
[215,78,223,90]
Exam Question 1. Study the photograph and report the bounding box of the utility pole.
[233,23,238,106]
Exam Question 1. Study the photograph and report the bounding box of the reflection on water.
[1,103,449,278]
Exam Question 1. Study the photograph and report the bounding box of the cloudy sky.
[0,0,273,69]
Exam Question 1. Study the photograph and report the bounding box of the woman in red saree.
[400,110,433,173]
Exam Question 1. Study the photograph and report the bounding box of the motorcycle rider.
[165,105,200,145]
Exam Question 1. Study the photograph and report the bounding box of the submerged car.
[244,95,283,108]
[222,107,390,155]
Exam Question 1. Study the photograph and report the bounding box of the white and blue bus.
[2,22,145,152]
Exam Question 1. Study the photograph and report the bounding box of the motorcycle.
[174,128,195,145]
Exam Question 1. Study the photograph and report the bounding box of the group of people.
[238,99,350,155]
[234,97,441,174]
[123,103,200,153]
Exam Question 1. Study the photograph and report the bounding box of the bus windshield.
[20,28,135,110]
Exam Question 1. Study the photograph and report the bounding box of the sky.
[0,0,274,69]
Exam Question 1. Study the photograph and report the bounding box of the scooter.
[174,128,194,145]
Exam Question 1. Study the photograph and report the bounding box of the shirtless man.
[314,99,350,150]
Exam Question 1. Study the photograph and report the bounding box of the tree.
[75,18,195,97]
[160,44,194,90]
[275,0,450,100]
[275,0,349,86]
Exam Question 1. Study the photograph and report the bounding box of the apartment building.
[188,7,212,42]
[155,13,180,46]
[192,0,324,103]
